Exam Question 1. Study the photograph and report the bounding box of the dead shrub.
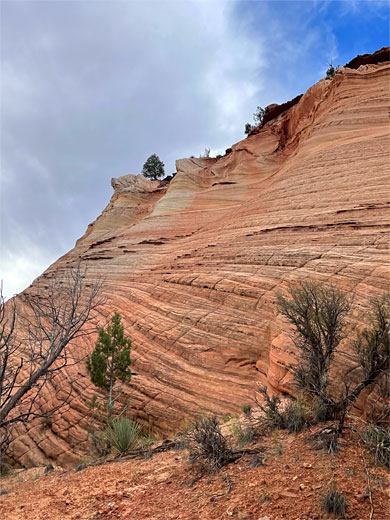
[186,415,232,473]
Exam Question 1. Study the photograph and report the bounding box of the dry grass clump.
[321,487,347,517]
[363,424,390,469]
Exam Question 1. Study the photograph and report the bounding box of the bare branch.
[0,264,104,454]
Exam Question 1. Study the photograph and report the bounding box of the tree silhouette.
[142,154,165,180]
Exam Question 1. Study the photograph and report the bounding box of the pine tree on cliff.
[142,153,165,180]
[86,312,132,419]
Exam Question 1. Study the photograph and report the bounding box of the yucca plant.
[105,416,142,454]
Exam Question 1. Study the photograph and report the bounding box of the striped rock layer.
[9,57,390,466]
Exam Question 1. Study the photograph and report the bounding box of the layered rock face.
[9,57,390,466]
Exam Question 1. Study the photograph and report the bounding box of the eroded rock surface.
[7,55,390,466]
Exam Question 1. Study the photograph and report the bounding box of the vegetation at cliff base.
[277,282,390,450]
[0,265,102,457]
[86,312,140,455]
[87,312,132,409]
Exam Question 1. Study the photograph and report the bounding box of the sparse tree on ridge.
[253,106,265,126]
[142,154,165,180]
[244,123,254,135]
[244,106,265,135]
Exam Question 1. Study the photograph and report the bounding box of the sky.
[0,0,389,299]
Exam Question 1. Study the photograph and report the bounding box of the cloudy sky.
[1,0,388,298]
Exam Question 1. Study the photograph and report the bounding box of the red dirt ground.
[1,421,389,520]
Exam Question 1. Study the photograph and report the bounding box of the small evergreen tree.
[253,106,265,126]
[244,123,253,135]
[86,312,132,418]
[326,63,335,79]
[142,154,165,180]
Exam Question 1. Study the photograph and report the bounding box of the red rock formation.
[251,94,303,132]
[345,46,389,69]
[7,54,390,466]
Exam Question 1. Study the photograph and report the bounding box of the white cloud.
[1,0,386,297]
[1,0,267,295]
[0,241,57,300]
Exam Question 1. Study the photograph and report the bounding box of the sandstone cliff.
[8,53,390,466]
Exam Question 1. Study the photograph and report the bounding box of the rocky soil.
[1,418,389,520]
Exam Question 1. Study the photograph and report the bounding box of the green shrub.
[105,416,142,454]
[321,488,346,517]
[253,106,265,126]
[230,419,254,447]
[221,414,231,423]
[257,387,308,433]
[257,386,284,428]
[241,403,252,416]
[281,400,307,433]
[363,424,390,469]
[326,64,335,79]
[244,123,253,135]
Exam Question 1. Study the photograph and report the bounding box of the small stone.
[299,484,306,490]
[356,493,368,501]
[227,506,237,516]
[280,491,299,498]
[65,499,71,506]
[292,476,298,481]
[303,463,312,469]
